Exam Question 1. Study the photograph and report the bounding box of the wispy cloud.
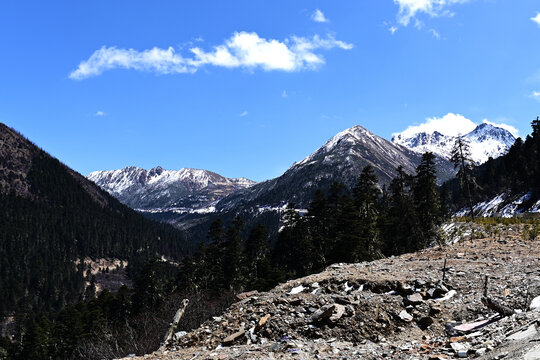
[94,111,105,117]
[389,26,398,35]
[429,28,441,39]
[282,90,288,98]
[532,12,540,26]
[530,91,540,102]
[312,9,329,23]
[70,32,352,80]
[240,110,248,117]
[393,0,470,27]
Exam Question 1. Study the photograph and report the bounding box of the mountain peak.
[393,122,516,164]
[87,166,256,211]
[216,124,454,212]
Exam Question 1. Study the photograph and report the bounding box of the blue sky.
[1,1,540,181]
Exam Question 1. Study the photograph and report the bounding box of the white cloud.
[530,91,540,102]
[429,28,441,39]
[482,119,519,137]
[532,12,540,26]
[282,90,288,98]
[94,111,105,116]
[240,111,248,117]
[70,32,352,80]
[395,113,519,138]
[389,26,398,34]
[393,0,469,27]
[396,113,477,138]
[312,9,329,23]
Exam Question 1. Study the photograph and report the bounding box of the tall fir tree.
[383,166,420,254]
[531,116,540,195]
[414,152,442,248]
[306,190,330,271]
[244,224,271,289]
[450,136,476,219]
[353,165,382,260]
[223,216,245,291]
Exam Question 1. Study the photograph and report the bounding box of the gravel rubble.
[122,222,540,359]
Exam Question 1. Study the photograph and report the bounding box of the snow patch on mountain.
[87,166,255,211]
[456,192,539,218]
[393,118,516,164]
[295,125,408,168]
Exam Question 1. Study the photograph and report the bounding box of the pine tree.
[273,203,314,277]
[414,152,442,248]
[223,216,245,291]
[353,165,381,260]
[530,117,540,195]
[450,136,476,219]
[244,224,270,287]
[207,218,225,244]
[331,195,361,263]
[383,166,419,254]
[202,218,226,290]
[306,190,329,270]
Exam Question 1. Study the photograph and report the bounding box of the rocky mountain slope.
[88,166,255,212]
[392,123,516,164]
[0,122,188,316]
[89,125,454,215]
[215,125,454,211]
[126,221,540,359]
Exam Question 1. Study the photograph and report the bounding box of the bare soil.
[122,222,540,359]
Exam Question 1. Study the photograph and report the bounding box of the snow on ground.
[457,192,540,218]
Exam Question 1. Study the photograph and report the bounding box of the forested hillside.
[444,118,540,215]
[0,123,189,318]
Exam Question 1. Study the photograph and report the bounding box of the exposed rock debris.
[123,223,540,359]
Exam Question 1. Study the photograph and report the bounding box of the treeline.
[177,152,446,293]
[0,149,189,318]
[444,117,540,212]
[1,260,235,359]
[0,152,448,359]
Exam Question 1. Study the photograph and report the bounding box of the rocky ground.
[124,222,540,359]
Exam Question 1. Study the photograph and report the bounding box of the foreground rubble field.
[126,222,540,359]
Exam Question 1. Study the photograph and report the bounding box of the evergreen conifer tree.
[414,152,442,248]
[353,165,381,260]
[223,216,245,291]
[384,166,419,254]
[244,223,270,287]
[450,136,476,219]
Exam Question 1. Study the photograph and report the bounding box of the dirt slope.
[124,222,540,359]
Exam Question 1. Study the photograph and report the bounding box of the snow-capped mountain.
[214,125,454,211]
[87,166,255,212]
[392,123,516,164]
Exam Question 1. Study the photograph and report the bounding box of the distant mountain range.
[88,167,255,213]
[392,122,516,164]
[87,122,517,229]
[212,125,454,212]
[88,125,455,221]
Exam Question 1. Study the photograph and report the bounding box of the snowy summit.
[88,166,255,212]
[392,117,516,164]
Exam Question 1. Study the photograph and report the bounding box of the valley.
[3,2,539,359]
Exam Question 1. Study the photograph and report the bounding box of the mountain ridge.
[88,166,256,212]
[392,122,516,164]
[0,122,188,316]
[88,124,456,224]
[213,125,455,212]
